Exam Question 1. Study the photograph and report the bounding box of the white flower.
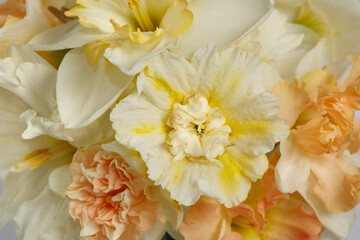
[24,0,273,129]
[0,44,114,147]
[111,46,289,207]
[275,0,360,78]
[236,9,307,80]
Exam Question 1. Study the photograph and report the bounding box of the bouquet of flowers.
[0,0,359,239]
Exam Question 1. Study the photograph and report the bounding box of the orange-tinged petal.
[179,196,231,240]
[271,80,307,127]
[310,154,360,213]
[263,200,323,240]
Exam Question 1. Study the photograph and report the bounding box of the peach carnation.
[273,56,360,237]
[65,145,165,240]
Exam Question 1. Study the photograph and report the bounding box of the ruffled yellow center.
[167,93,231,166]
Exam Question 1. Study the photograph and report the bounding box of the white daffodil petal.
[296,38,331,79]
[48,164,71,196]
[308,0,360,58]
[174,0,272,57]
[275,134,311,193]
[57,47,133,128]
[111,94,169,161]
[14,185,81,240]
[102,141,147,174]
[0,0,49,47]
[28,20,109,51]
[104,34,180,75]
[299,173,356,238]
[0,88,57,177]
[0,151,71,229]
[20,108,114,148]
[0,45,57,116]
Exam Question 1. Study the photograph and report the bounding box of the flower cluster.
[0,0,359,240]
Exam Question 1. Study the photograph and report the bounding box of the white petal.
[296,38,331,79]
[13,186,81,240]
[0,45,57,116]
[48,165,71,196]
[57,47,133,128]
[0,0,49,46]
[299,173,356,238]
[173,0,272,57]
[0,88,55,176]
[275,134,310,193]
[0,151,72,229]
[104,34,180,75]
[20,108,114,148]
[102,141,147,174]
[28,20,108,51]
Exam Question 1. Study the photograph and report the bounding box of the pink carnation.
[65,145,165,240]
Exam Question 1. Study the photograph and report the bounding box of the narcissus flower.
[26,0,273,130]
[273,56,360,238]
[110,46,289,207]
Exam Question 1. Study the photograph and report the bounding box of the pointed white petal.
[104,34,180,75]
[57,47,133,128]
[173,0,272,57]
[28,20,108,51]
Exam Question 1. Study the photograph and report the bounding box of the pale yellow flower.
[110,46,289,207]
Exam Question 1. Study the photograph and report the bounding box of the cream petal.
[0,151,72,229]
[48,164,71,196]
[28,20,108,51]
[228,91,289,156]
[104,34,180,75]
[296,38,331,79]
[65,0,134,33]
[275,134,310,193]
[102,141,148,174]
[0,45,57,116]
[13,186,81,240]
[20,108,114,148]
[145,50,197,96]
[57,47,133,128]
[0,0,49,46]
[307,0,360,58]
[173,0,272,57]
[299,173,356,238]
[0,87,56,177]
[110,94,169,174]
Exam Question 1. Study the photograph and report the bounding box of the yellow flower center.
[167,93,231,166]
[127,0,155,32]
[15,141,73,170]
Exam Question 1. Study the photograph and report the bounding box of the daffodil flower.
[110,46,289,207]
[26,0,273,129]
[280,0,360,78]
[0,85,80,239]
[0,44,115,147]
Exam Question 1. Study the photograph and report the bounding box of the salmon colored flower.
[273,56,360,237]
[65,145,165,240]
[179,153,323,240]
[0,0,26,27]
